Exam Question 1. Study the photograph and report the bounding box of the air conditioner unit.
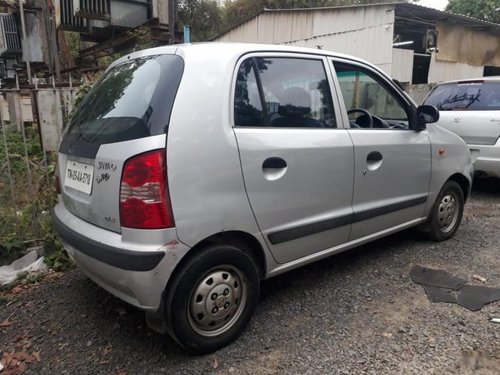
[423,29,438,53]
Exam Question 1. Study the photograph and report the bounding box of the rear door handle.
[263,157,287,169]
[262,157,287,181]
[367,151,383,162]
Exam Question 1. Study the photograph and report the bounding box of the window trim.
[330,57,417,131]
[231,52,342,130]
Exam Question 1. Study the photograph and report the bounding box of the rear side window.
[60,55,184,157]
[424,82,500,111]
[234,57,336,128]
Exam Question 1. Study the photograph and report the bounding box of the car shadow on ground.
[75,226,416,358]
[259,228,418,302]
[472,177,500,194]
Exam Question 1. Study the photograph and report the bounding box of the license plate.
[64,160,94,194]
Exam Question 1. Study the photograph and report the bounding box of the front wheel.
[425,180,464,241]
[165,245,259,353]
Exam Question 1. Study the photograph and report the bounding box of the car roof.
[108,42,379,73]
[434,76,500,85]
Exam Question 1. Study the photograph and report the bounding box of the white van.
[424,77,500,178]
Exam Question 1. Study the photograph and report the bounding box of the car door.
[331,59,431,240]
[233,54,354,264]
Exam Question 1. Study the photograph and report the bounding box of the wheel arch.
[448,172,471,201]
[169,231,267,290]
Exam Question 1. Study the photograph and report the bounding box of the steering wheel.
[347,108,373,128]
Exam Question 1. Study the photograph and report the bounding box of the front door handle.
[365,151,383,172]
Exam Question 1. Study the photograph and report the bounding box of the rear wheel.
[425,180,464,241]
[165,245,259,353]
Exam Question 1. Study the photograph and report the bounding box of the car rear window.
[424,81,500,111]
[59,54,184,158]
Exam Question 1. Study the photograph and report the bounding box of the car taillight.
[120,150,174,229]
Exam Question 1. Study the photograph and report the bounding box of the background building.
[214,2,500,100]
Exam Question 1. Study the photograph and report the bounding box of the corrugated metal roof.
[395,2,500,31]
[214,1,500,40]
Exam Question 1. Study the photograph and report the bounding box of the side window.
[333,62,409,129]
[234,60,265,126]
[234,57,336,128]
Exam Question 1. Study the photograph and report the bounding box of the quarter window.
[235,57,335,128]
[333,62,409,129]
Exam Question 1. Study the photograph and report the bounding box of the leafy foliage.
[446,0,500,23]
[179,0,224,41]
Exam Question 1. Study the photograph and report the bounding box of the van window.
[60,55,184,157]
[424,82,500,111]
[234,57,335,128]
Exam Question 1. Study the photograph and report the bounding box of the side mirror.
[416,105,439,129]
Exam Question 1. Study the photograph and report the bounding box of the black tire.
[165,244,259,353]
[425,180,464,241]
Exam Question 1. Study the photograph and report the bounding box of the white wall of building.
[391,48,414,83]
[215,5,396,74]
[215,4,495,84]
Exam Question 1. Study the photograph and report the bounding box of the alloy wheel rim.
[437,193,459,233]
[188,266,247,337]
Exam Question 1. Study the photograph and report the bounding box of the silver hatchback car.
[53,43,473,353]
[423,77,500,178]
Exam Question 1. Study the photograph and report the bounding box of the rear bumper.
[53,213,165,271]
[469,143,500,178]
[52,200,190,311]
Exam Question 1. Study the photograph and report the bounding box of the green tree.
[178,0,224,41]
[446,0,500,24]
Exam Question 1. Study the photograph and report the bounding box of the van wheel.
[165,245,259,353]
[426,180,464,241]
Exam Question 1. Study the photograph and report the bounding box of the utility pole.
[41,0,61,83]
[169,0,177,44]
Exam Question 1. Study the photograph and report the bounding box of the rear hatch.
[424,80,500,145]
[58,54,184,232]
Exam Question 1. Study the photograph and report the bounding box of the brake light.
[120,150,174,229]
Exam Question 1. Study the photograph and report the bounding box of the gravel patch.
[1,181,499,374]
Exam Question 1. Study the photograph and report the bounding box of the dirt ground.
[1,180,499,374]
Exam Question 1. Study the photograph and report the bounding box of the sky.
[417,0,449,11]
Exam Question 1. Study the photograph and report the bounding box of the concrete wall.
[437,22,500,68]
[406,83,435,105]
[0,87,76,151]
[1,94,34,127]
[428,53,483,84]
